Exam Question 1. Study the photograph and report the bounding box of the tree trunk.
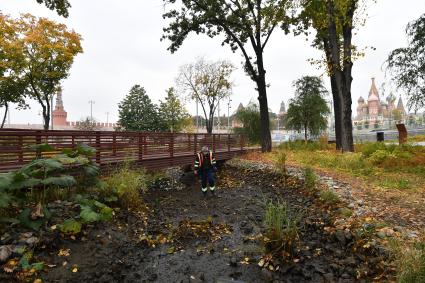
[304,124,308,143]
[42,102,50,130]
[323,36,342,150]
[1,103,8,128]
[256,59,272,152]
[330,75,342,150]
[325,0,354,152]
[341,1,356,152]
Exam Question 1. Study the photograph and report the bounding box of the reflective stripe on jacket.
[194,150,216,170]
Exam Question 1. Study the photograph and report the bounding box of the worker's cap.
[201,146,209,152]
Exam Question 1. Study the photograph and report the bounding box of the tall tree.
[162,0,295,152]
[176,58,234,134]
[18,14,82,130]
[118,85,166,132]
[285,76,330,141]
[35,0,71,17]
[386,13,425,112]
[158,88,190,133]
[234,102,262,145]
[299,0,367,152]
[0,14,27,128]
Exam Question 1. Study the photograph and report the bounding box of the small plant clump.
[390,240,425,283]
[319,190,340,205]
[262,200,301,262]
[275,150,287,175]
[304,166,317,190]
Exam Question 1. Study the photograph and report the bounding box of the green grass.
[304,166,317,190]
[263,200,301,259]
[379,178,411,190]
[277,141,425,191]
[275,151,287,174]
[390,240,425,283]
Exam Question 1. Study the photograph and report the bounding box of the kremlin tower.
[52,88,68,127]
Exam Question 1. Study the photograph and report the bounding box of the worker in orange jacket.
[194,146,217,196]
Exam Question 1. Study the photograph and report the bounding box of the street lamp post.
[227,98,232,134]
[51,93,55,130]
[88,100,95,121]
[196,97,199,133]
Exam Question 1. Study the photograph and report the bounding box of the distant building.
[279,101,286,115]
[354,78,407,129]
[52,88,68,127]
[231,103,245,128]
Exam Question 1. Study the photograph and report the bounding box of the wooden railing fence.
[0,129,246,172]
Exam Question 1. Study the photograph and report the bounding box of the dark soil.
[2,162,393,282]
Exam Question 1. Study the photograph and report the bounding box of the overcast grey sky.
[2,0,424,124]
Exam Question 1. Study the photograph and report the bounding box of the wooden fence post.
[18,135,24,163]
[169,133,174,166]
[212,135,216,151]
[138,133,143,162]
[96,131,101,164]
[112,133,117,156]
[143,135,147,155]
[71,134,75,149]
[35,131,42,159]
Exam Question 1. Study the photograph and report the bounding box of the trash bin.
[377,132,384,142]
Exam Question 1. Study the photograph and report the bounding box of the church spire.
[368,77,380,102]
[397,95,406,115]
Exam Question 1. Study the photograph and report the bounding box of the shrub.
[101,166,146,209]
[319,190,340,205]
[390,240,425,283]
[304,167,317,190]
[361,142,393,158]
[262,200,301,260]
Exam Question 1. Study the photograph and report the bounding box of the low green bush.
[0,143,99,231]
[100,165,146,209]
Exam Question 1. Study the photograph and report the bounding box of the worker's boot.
[210,187,216,197]
[201,187,208,198]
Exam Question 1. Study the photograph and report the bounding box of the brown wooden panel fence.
[0,129,246,172]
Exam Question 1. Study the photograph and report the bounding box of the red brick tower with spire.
[52,88,68,126]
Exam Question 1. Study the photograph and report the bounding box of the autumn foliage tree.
[176,58,234,134]
[0,15,27,128]
[17,14,83,130]
[162,0,295,152]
